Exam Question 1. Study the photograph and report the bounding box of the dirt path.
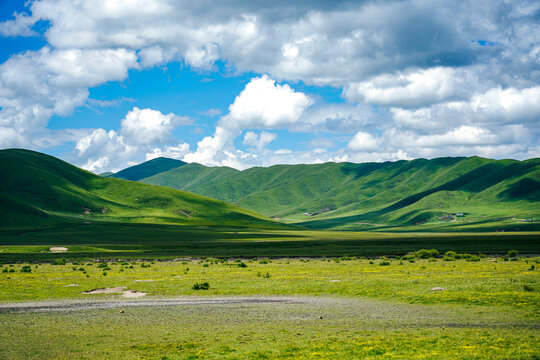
[0,296,302,313]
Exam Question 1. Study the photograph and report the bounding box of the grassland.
[1,223,539,262]
[0,257,538,359]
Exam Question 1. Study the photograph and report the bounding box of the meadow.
[1,223,539,262]
[0,255,538,359]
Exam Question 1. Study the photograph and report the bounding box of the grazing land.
[0,256,538,359]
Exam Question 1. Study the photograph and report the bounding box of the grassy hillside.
[141,157,540,231]
[108,157,185,181]
[0,149,285,230]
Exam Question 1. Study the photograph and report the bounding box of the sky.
[0,0,539,173]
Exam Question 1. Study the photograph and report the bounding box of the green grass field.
[1,223,539,261]
[0,257,538,359]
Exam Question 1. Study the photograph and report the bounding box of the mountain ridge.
[137,155,540,231]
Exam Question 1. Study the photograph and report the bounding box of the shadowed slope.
[108,157,186,181]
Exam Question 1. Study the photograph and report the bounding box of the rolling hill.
[0,149,285,230]
[108,157,186,181]
[139,156,540,231]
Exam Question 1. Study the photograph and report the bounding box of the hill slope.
[108,157,186,181]
[0,149,284,229]
[140,157,540,231]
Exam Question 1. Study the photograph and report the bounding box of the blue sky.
[0,0,539,172]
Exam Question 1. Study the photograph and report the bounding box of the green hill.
[140,157,540,231]
[108,157,186,181]
[0,149,284,229]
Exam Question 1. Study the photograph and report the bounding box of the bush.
[202,263,209,267]
[52,258,66,265]
[507,250,518,258]
[259,260,269,264]
[238,262,247,268]
[415,249,439,259]
[379,261,391,266]
[20,266,32,273]
[192,282,210,290]
[523,284,534,292]
[466,255,480,262]
[1,268,8,273]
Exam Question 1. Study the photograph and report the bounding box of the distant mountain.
[98,171,114,177]
[108,157,186,181]
[140,157,540,231]
[0,149,285,229]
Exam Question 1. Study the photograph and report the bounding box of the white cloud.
[0,12,36,36]
[1,0,539,168]
[242,131,276,151]
[75,129,136,172]
[183,127,243,167]
[220,75,312,129]
[120,107,191,145]
[44,48,138,88]
[199,108,222,117]
[344,67,478,108]
[72,107,191,173]
[145,143,190,161]
[347,131,379,152]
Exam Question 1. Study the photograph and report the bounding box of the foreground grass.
[1,298,538,360]
[0,257,538,309]
[0,257,538,359]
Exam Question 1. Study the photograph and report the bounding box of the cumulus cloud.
[220,75,312,129]
[121,107,191,145]
[1,0,539,168]
[344,67,479,108]
[347,131,379,152]
[72,107,191,173]
[0,46,137,149]
[242,131,276,151]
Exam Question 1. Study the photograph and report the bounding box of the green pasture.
[0,223,539,261]
[0,257,538,359]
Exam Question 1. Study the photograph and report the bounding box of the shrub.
[259,260,269,264]
[9,269,15,273]
[97,263,108,268]
[415,249,439,259]
[466,255,480,262]
[379,261,391,266]
[507,250,518,258]
[238,262,247,268]
[523,284,534,292]
[52,258,66,265]
[445,251,457,258]
[202,263,209,267]
[192,282,210,290]
[20,266,32,273]
[1,268,8,273]
[529,265,535,271]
